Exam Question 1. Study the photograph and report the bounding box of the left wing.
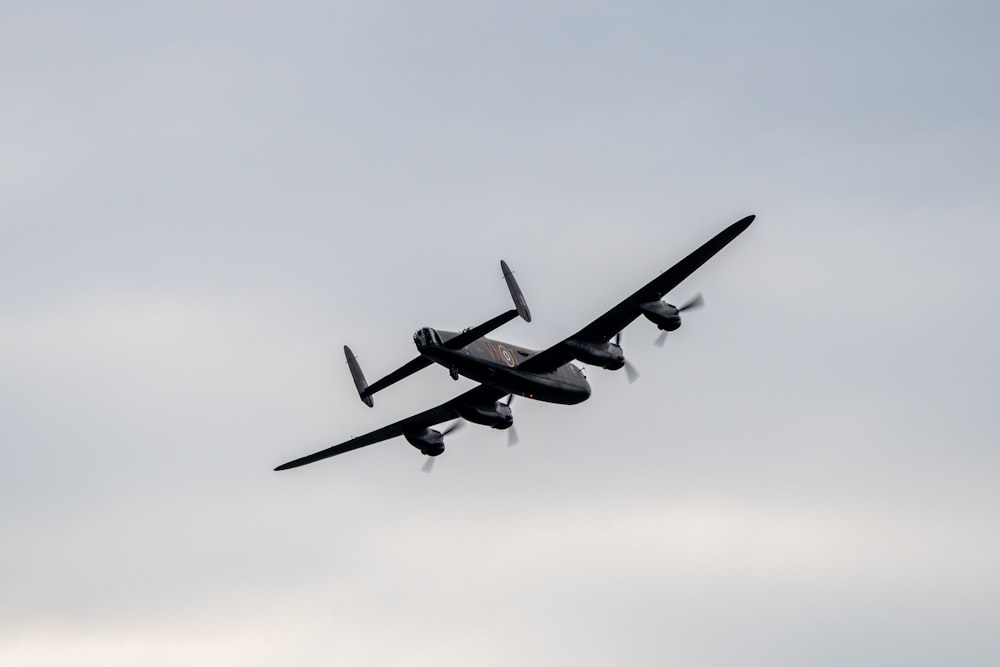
[274,384,505,470]
[518,214,754,373]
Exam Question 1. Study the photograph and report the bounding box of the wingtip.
[726,214,755,236]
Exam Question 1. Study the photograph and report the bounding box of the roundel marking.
[498,344,516,367]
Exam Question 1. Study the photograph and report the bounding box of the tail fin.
[501,260,531,322]
[344,345,374,407]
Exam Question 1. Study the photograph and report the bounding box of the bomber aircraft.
[275,214,754,472]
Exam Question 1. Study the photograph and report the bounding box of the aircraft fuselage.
[414,327,591,405]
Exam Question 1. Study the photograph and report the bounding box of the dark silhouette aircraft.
[275,214,754,471]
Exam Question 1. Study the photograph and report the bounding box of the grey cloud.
[2,1,999,665]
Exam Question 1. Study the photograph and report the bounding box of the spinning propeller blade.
[441,421,464,436]
[679,293,704,312]
[615,333,640,382]
[655,294,703,347]
[505,395,519,446]
[420,421,463,472]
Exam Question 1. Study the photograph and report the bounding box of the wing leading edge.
[274,385,505,470]
[518,214,754,373]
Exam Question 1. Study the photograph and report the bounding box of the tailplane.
[343,259,531,407]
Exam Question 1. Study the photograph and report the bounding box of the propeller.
[505,394,519,446]
[615,333,641,383]
[623,360,640,383]
[679,292,704,312]
[441,421,464,436]
[655,293,703,347]
[421,421,464,473]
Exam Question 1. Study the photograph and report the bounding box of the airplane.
[274,214,754,472]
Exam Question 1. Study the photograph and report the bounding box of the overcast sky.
[2,1,999,665]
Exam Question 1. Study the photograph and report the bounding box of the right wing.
[274,385,505,470]
[518,215,754,374]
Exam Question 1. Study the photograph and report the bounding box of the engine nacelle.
[564,339,626,370]
[455,401,513,430]
[639,301,681,331]
[404,428,445,456]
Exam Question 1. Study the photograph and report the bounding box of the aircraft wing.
[274,385,505,470]
[517,215,754,374]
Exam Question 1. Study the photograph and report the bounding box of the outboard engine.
[403,428,446,456]
[641,293,704,332]
[639,301,682,331]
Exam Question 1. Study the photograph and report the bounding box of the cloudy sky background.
[2,1,998,665]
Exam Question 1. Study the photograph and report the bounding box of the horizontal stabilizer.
[341,259,532,404]
[443,310,519,350]
[362,355,433,400]
[440,259,532,350]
